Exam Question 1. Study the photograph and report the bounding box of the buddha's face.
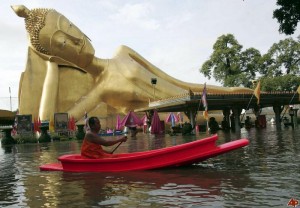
[39,11,95,68]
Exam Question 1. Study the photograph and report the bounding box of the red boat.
[40,134,249,172]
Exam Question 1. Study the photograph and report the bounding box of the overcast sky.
[0,0,299,111]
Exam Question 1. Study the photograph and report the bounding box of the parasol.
[120,111,143,127]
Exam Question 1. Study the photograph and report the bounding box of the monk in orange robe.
[81,117,127,159]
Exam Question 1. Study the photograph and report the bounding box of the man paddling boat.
[81,117,127,158]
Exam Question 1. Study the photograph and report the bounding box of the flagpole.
[9,87,12,111]
[240,94,255,122]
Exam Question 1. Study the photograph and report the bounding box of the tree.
[200,34,261,87]
[259,37,300,91]
[261,75,300,91]
[273,0,300,35]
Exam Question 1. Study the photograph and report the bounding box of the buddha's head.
[12,5,95,68]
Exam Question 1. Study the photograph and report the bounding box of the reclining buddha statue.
[12,5,252,121]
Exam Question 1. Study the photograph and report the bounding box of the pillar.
[293,109,299,127]
[232,107,241,132]
[272,105,283,129]
[222,108,230,130]
[189,109,196,128]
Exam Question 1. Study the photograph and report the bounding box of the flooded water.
[1,125,299,207]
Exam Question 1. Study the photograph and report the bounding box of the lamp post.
[151,78,157,100]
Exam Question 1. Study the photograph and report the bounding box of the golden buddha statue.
[12,5,253,122]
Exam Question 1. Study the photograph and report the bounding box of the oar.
[111,141,123,154]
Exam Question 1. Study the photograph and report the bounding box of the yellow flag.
[203,110,209,121]
[297,85,300,101]
[254,81,261,105]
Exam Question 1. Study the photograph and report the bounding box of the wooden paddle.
[111,134,127,154]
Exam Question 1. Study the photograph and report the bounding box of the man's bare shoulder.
[85,131,98,141]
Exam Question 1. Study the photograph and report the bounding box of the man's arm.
[86,132,127,146]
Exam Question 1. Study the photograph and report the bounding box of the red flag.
[70,116,76,131]
[33,117,38,133]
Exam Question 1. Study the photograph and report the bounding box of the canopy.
[120,111,143,127]
[151,110,162,134]
[115,114,121,130]
[165,112,179,127]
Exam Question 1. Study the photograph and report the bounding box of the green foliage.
[260,37,300,76]
[200,33,299,91]
[273,0,300,35]
[261,75,300,92]
[200,34,261,87]
[259,37,300,91]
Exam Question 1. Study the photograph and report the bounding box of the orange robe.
[81,139,114,159]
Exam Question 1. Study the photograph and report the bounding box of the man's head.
[88,117,101,131]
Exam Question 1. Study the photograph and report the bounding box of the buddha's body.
[13,5,253,122]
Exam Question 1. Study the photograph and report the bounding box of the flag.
[84,111,90,131]
[254,81,261,105]
[49,114,54,133]
[203,110,209,121]
[68,115,76,131]
[201,83,209,120]
[33,117,38,133]
[297,85,300,101]
[11,110,18,136]
[71,116,76,131]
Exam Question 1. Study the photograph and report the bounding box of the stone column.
[273,105,283,129]
[232,107,241,132]
[293,109,299,127]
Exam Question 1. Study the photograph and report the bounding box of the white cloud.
[109,3,160,30]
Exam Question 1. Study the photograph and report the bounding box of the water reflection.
[58,169,229,207]
[0,126,299,207]
[0,146,19,207]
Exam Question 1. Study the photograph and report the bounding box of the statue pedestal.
[76,124,85,140]
[39,126,51,143]
[1,127,16,145]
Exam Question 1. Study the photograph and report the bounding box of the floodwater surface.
[0,125,299,207]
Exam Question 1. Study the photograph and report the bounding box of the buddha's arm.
[114,45,253,93]
[39,61,59,121]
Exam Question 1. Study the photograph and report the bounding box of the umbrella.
[115,114,121,130]
[151,110,162,134]
[120,111,143,127]
[165,112,179,127]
